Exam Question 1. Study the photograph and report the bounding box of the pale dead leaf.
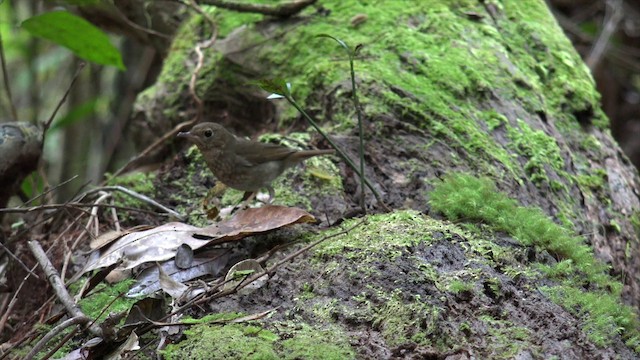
[158,263,189,299]
[82,206,314,275]
[223,259,267,294]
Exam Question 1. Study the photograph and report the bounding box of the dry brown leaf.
[195,205,316,242]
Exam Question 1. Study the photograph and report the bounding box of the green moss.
[429,173,640,348]
[279,323,355,360]
[163,324,279,360]
[579,134,602,151]
[447,279,474,294]
[631,212,640,241]
[182,312,246,324]
[162,322,354,360]
[105,172,157,208]
[507,119,564,185]
[542,284,640,350]
[369,289,439,347]
[77,279,138,322]
[575,171,606,192]
[429,173,604,282]
[314,210,438,261]
[481,109,509,131]
[479,315,531,358]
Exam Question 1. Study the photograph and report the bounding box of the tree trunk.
[131,0,640,358]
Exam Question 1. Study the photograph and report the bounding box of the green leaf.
[22,11,125,70]
[316,33,354,58]
[20,172,44,199]
[256,78,290,97]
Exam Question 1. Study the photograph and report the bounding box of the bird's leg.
[205,182,227,201]
[241,191,257,204]
[231,191,257,214]
[266,186,275,204]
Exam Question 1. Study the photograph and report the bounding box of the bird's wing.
[233,139,296,165]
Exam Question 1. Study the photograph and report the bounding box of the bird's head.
[177,122,234,150]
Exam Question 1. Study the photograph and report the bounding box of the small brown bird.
[178,122,335,202]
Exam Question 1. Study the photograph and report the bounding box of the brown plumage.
[178,122,335,202]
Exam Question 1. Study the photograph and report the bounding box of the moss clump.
[163,324,279,360]
[161,322,354,360]
[314,210,438,261]
[429,173,640,348]
[543,284,640,351]
[429,173,602,282]
[369,290,438,347]
[507,119,564,186]
[279,323,355,360]
[105,172,157,208]
[76,279,138,322]
[480,315,531,357]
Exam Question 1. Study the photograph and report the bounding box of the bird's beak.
[177,131,196,141]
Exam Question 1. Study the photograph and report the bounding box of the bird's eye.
[204,129,213,138]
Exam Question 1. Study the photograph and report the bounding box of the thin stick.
[28,240,102,337]
[0,31,17,120]
[586,0,624,70]
[0,203,150,215]
[0,263,38,337]
[108,118,198,179]
[42,62,85,141]
[0,241,39,278]
[195,0,316,17]
[185,0,219,120]
[22,175,79,207]
[348,47,366,213]
[82,185,183,220]
[60,192,111,282]
[38,325,80,360]
[24,316,87,360]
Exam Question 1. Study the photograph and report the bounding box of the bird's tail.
[295,149,336,159]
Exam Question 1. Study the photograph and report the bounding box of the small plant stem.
[286,95,386,207]
[348,54,366,214]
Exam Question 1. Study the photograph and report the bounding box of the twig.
[81,185,184,220]
[0,241,39,278]
[0,264,37,337]
[586,0,624,70]
[111,5,172,40]
[0,202,161,216]
[27,241,102,337]
[41,62,86,142]
[110,202,122,232]
[24,316,88,360]
[60,191,111,282]
[22,175,79,207]
[107,118,199,179]
[195,0,316,17]
[317,35,368,213]
[0,31,17,120]
[38,325,80,360]
[184,0,219,120]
